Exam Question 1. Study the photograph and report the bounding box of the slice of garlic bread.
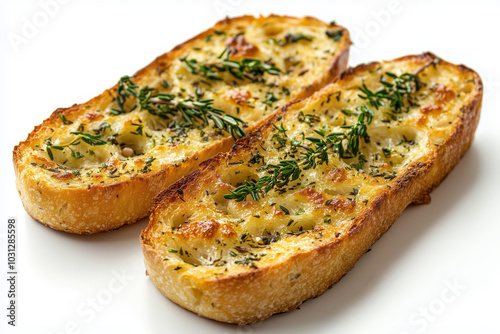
[141,53,482,324]
[13,15,350,234]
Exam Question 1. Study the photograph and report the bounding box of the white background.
[1,1,499,333]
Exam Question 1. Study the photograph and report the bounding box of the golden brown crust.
[14,132,231,234]
[141,53,482,324]
[13,15,351,234]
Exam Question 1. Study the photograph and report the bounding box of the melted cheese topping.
[149,57,477,277]
[24,16,346,187]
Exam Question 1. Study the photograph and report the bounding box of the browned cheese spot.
[225,35,259,59]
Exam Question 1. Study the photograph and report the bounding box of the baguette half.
[140,52,482,324]
[13,15,350,234]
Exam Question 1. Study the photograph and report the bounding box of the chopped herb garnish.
[59,114,73,125]
[266,38,280,45]
[284,33,313,44]
[326,30,343,41]
[340,109,354,116]
[130,123,144,136]
[350,153,367,170]
[71,150,84,160]
[145,156,156,167]
[99,122,111,134]
[279,205,290,215]
[263,92,279,106]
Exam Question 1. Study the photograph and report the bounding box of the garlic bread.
[13,15,350,234]
[141,53,482,324]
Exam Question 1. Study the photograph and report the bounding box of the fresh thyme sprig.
[113,76,139,113]
[111,76,247,139]
[46,131,107,161]
[284,33,313,44]
[224,106,374,201]
[272,123,288,149]
[224,160,301,202]
[138,87,246,139]
[180,48,282,82]
[358,72,420,114]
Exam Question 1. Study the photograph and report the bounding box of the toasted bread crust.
[13,15,350,234]
[141,53,482,324]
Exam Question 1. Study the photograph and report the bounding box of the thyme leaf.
[59,114,73,125]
